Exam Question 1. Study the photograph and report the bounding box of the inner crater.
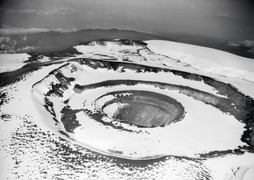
[97,91,185,128]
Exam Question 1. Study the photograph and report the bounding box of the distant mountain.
[1,28,253,59]
[0,29,172,55]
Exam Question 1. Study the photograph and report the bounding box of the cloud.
[0,27,50,34]
[229,40,254,47]
[17,46,37,52]
[228,40,254,55]
[241,40,254,47]
[0,26,79,34]
[215,13,245,20]
[0,36,11,43]
[6,7,76,15]
[0,35,17,53]
[54,28,79,33]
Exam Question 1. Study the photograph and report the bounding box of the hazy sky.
[0,0,253,41]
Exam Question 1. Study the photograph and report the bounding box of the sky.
[0,0,253,41]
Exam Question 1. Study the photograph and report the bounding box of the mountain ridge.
[0,29,172,54]
[1,28,253,59]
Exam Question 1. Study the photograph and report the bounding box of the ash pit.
[97,91,185,128]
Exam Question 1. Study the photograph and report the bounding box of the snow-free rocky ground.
[0,39,254,180]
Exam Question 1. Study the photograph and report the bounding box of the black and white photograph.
[0,0,254,179]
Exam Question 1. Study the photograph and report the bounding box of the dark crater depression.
[97,90,185,128]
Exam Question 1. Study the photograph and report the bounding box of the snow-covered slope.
[0,53,53,73]
[0,53,30,72]
[146,40,254,82]
[32,60,247,159]
[1,39,254,180]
